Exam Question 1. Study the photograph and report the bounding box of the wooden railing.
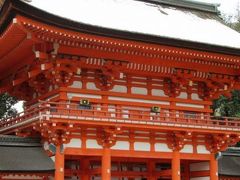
[1,101,240,132]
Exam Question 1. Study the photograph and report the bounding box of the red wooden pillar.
[172,150,181,180]
[210,153,218,180]
[102,146,111,180]
[55,144,64,180]
[148,160,156,180]
[81,158,89,180]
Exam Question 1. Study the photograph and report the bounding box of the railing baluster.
[2,101,240,132]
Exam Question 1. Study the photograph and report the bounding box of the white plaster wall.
[86,82,99,90]
[131,87,148,95]
[109,96,170,105]
[111,141,130,150]
[151,89,167,97]
[86,139,102,149]
[176,102,204,109]
[67,93,101,99]
[180,144,193,153]
[69,81,82,88]
[197,145,210,154]
[110,85,127,93]
[177,92,188,99]
[190,162,210,171]
[154,143,172,152]
[63,138,82,148]
[134,142,150,151]
[191,93,202,100]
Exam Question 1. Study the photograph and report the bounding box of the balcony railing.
[1,101,240,133]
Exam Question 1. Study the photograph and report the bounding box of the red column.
[172,150,181,180]
[81,158,89,180]
[210,153,218,180]
[102,146,111,180]
[148,160,156,180]
[55,144,64,180]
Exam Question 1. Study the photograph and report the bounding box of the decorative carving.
[97,126,123,148]
[95,60,126,91]
[198,74,236,100]
[29,73,50,94]
[166,131,192,151]
[9,82,34,101]
[205,134,240,153]
[162,69,195,97]
[163,78,181,97]
[34,122,72,145]
[45,59,77,87]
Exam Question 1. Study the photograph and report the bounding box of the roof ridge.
[137,0,220,14]
[0,135,41,147]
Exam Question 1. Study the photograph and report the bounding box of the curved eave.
[0,0,240,56]
[0,17,34,78]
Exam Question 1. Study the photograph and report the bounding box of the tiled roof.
[219,148,240,177]
[0,135,40,147]
[0,135,54,173]
[21,0,240,49]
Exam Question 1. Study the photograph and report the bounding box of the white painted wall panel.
[176,103,204,109]
[67,93,101,99]
[134,142,150,151]
[154,143,172,152]
[111,85,127,93]
[197,145,210,154]
[111,141,130,150]
[191,93,202,100]
[177,92,188,99]
[69,81,82,88]
[86,139,102,149]
[131,87,148,95]
[151,89,167,97]
[180,144,193,153]
[109,96,170,105]
[86,82,99,90]
[64,138,82,148]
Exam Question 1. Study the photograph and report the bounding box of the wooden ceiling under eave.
[0,18,36,79]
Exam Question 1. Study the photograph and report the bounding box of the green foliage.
[213,92,240,147]
[212,91,240,118]
[234,21,240,32]
[0,93,18,119]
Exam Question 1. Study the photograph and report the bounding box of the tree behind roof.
[0,93,18,119]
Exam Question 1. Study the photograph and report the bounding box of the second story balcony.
[0,101,240,134]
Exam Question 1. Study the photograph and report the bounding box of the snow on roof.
[25,0,240,49]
